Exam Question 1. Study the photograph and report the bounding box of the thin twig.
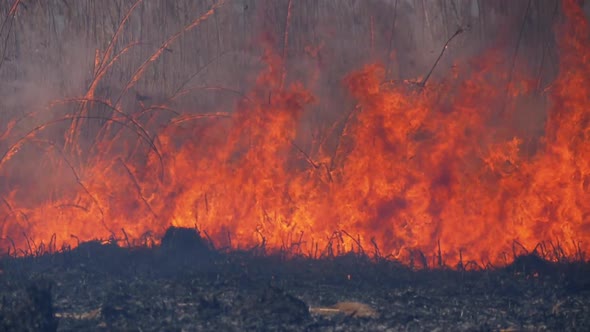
[54,204,89,212]
[341,230,364,255]
[370,237,381,260]
[437,239,443,267]
[291,141,319,169]
[55,97,165,177]
[0,195,14,213]
[115,0,226,107]
[202,229,216,250]
[0,0,21,71]
[280,0,293,90]
[499,0,532,117]
[385,0,399,78]
[119,158,158,219]
[419,27,465,87]
[0,115,161,172]
[167,50,232,100]
[66,0,144,152]
[172,85,254,104]
[47,141,109,234]
[121,228,131,247]
[330,104,361,171]
[169,112,231,125]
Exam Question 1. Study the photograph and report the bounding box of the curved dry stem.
[0,0,20,34]
[119,158,158,219]
[100,0,144,72]
[168,112,231,126]
[329,104,362,171]
[280,0,293,90]
[0,195,12,211]
[419,27,465,88]
[37,139,110,234]
[168,49,233,101]
[135,104,180,119]
[0,118,18,142]
[55,204,89,212]
[0,115,163,177]
[66,41,143,150]
[59,97,156,142]
[66,0,144,151]
[173,85,254,104]
[0,0,21,71]
[115,0,226,107]
[87,41,143,97]
[55,98,164,175]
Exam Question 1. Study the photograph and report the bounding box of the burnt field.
[1,227,589,331]
[1,1,590,330]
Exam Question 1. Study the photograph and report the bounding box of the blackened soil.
[1,228,589,331]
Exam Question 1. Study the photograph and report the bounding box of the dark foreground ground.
[1,228,589,331]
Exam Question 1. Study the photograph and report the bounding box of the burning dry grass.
[0,0,589,268]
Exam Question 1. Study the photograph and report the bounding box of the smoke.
[0,12,94,206]
[0,0,562,129]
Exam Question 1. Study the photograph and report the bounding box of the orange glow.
[1,1,589,266]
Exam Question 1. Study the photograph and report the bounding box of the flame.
[1,1,589,266]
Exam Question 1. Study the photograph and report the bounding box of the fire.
[1,0,589,266]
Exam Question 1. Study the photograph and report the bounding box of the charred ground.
[1,227,589,331]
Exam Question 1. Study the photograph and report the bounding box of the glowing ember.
[0,0,589,266]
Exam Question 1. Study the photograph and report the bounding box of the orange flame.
[1,0,589,266]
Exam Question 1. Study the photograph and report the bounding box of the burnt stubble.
[1,227,589,331]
